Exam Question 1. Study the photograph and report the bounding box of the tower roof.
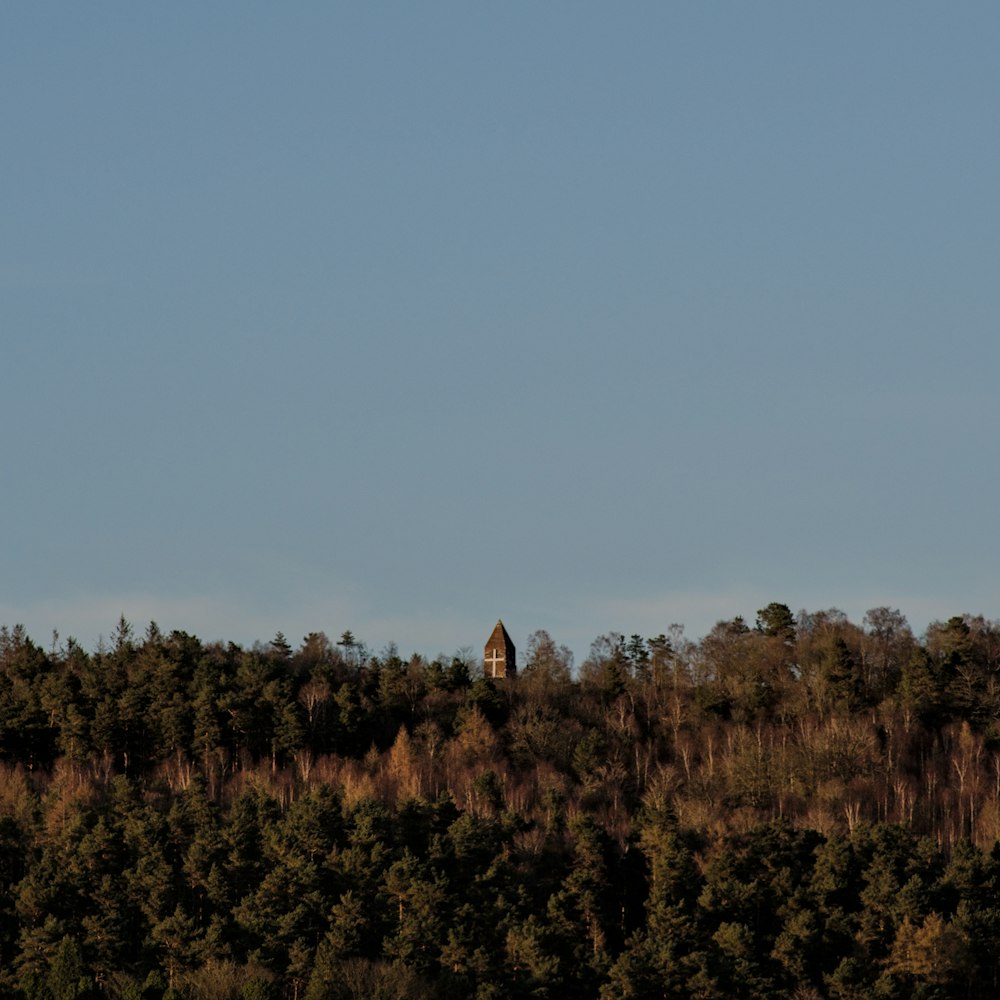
[486,619,514,650]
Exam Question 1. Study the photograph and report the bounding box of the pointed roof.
[486,619,514,650]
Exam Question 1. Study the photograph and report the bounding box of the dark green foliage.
[47,937,94,1000]
[820,638,864,712]
[464,679,507,729]
[756,602,797,642]
[3,610,1000,997]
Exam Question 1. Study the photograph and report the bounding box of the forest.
[2,604,1000,999]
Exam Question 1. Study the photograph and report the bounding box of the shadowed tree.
[756,603,796,643]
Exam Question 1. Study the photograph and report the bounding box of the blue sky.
[3,4,999,663]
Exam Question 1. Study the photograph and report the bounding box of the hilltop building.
[484,620,516,678]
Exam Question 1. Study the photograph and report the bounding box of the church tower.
[484,620,516,678]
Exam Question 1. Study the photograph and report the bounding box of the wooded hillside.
[2,605,1000,999]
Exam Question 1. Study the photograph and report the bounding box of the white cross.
[486,648,504,677]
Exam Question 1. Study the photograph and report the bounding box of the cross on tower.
[486,648,504,678]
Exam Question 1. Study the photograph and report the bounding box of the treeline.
[2,605,1000,998]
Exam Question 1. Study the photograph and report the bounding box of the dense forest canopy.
[2,605,1000,999]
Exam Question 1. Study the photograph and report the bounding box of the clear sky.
[3,4,999,664]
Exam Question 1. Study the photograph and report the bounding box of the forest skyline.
[3,600,1000,997]
[3,598,993,674]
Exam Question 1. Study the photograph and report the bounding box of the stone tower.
[484,620,516,678]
